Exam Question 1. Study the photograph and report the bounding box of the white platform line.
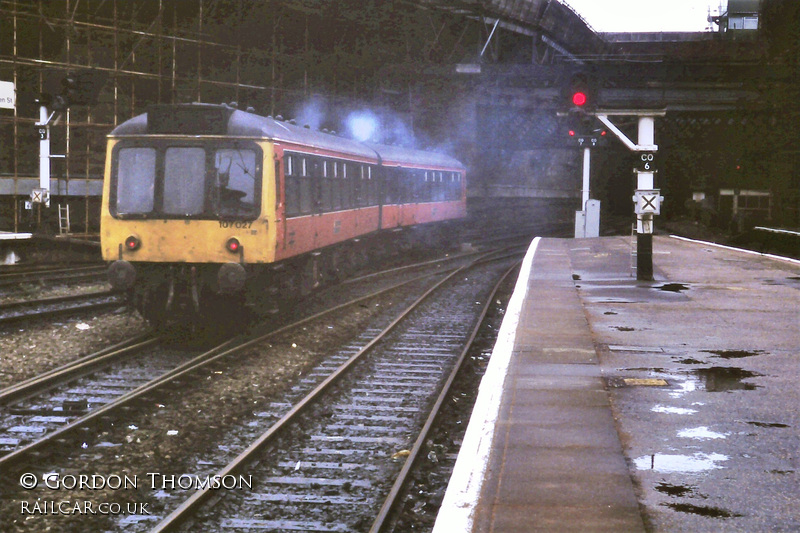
[431,236,541,533]
[669,235,800,265]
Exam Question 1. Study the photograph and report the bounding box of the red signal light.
[572,91,587,107]
[568,129,576,137]
[225,238,240,253]
[124,235,141,251]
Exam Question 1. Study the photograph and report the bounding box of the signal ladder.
[58,204,70,235]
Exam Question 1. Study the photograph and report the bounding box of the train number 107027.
[218,221,253,229]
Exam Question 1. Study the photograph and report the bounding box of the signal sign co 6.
[635,152,657,172]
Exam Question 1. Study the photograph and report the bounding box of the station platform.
[434,235,800,532]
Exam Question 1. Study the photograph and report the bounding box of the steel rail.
[369,260,522,532]
[0,264,105,281]
[0,299,122,327]
[342,247,485,285]
[0,262,101,274]
[0,270,107,289]
[0,333,159,406]
[0,290,115,312]
[148,250,502,533]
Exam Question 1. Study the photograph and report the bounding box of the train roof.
[364,142,463,171]
[109,103,464,171]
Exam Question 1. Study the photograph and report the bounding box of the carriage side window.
[341,162,352,209]
[331,160,342,211]
[318,158,332,212]
[422,170,432,202]
[354,165,364,207]
[116,147,156,214]
[401,168,411,203]
[383,167,395,204]
[284,154,300,217]
[299,157,314,214]
[450,172,461,200]
[164,147,206,215]
[366,165,376,205]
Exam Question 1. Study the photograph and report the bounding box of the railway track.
[145,249,519,532]
[0,242,524,532]
[0,291,122,326]
[0,247,492,457]
[0,247,488,467]
[0,264,107,291]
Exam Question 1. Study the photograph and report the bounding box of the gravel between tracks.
[0,307,147,389]
[2,293,406,533]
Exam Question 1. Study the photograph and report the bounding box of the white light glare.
[347,111,378,142]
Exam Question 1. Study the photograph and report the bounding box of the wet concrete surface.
[569,236,800,531]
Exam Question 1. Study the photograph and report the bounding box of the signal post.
[562,75,607,239]
[560,71,666,280]
[596,111,665,281]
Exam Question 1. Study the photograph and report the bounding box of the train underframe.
[115,222,459,330]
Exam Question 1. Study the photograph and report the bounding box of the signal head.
[572,91,588,107]
[563,72,597,111]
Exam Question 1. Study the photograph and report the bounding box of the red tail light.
[125,235,141,251]
[225,238,240,253]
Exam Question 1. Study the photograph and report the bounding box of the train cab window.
[116,147,156,214]
[112,141,261,220]
[211,148,258,218]
[164,147,206,215]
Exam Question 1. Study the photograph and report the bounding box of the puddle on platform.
[655,283,690,293]
[604,311,618,315]
[677,426,727,440]
[611,326,636,331]
[572,274,581,281]
[662,502,742,518]
[651,405,698,415]
[676,358,705,365]
[654,482,695,497]
[695,366,762,391]
[702,349,765,359]
[634,452,728,473]
[747,421,790,428]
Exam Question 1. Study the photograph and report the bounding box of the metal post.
[582,146,591,210]
[636,116,655,281]
[38,104,49,192]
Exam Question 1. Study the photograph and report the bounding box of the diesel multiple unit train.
[101,103,466,326]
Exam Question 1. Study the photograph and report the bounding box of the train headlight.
[225,237,241,254]
[124,235,141,251]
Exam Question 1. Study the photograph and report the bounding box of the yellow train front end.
[100,104,278,326]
